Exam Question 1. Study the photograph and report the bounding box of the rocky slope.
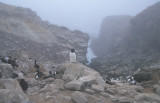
[90,2,160,78]
[0,2,89,63]
[1,62,160,103]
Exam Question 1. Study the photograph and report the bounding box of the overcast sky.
[1,0,160,37]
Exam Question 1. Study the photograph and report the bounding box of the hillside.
[0,2,89,63]
[90,2,160,78]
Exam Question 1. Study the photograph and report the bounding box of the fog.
[1,0,160,63]
[1,0,160,37]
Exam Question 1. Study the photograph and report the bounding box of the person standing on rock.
[69,49,77,63]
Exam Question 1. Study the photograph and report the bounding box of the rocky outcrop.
[57,63,106,91]
[0,2,89,63]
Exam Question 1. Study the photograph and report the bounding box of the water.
[86,39,96,64]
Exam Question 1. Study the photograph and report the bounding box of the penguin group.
[0,56,18,69]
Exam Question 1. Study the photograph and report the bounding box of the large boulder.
[62,63,85,81]
[58,63,105,90]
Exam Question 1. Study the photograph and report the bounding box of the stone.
[117,89,127,95]
[79,76,97,87]
[0,89,29,103]
[53,79,65,90]
[134,93,160,102]
[0,79,23,90]
[49,84,59,91]
[119,97,133,103]
[85,89,95,95]
[91,84,104,92]
[109,95,119,103]
[100,92,109,98]
[22,101,35,103]
[95,98,106,103]
[0,63,14,78]
[60,63,106,88]
[105,88,115,95]
[62,96,71,101]
[62,63,85,81]
[72,91,88,103]
[153,84,160,96]
[64,80,84,90]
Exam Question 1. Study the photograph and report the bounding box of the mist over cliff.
[90,2,160,77]
[91,2,160,57]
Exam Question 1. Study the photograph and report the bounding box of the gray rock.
[105,88,115,94]
[95,98,106,103]
[91,84,104,92]
[109,95,119,103]
[62,63,85,81]
[85,89,95,95]
[119,97,133,103]
[134,93,160,102]
[64,80,85,90]
[153,84,160,96]
[22,101,35,103]
[72,91,88,103]
[53,79,65,89]
[0,63,14,78]
[142,101,151,103]
[117,89,127,95]
[0,79,23,90]
[100,92,109,98]
[0,89,29,103]
[62,96,71,101]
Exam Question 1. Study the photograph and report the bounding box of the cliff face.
[0,2,89,63]
[90,2,160,78]
[91,2,160,57]
[127,2,160,52]
[91,15,131,57]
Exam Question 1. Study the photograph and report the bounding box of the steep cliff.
[90,2,160,78]
[91,15,131,57]
[0,2,89,63]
